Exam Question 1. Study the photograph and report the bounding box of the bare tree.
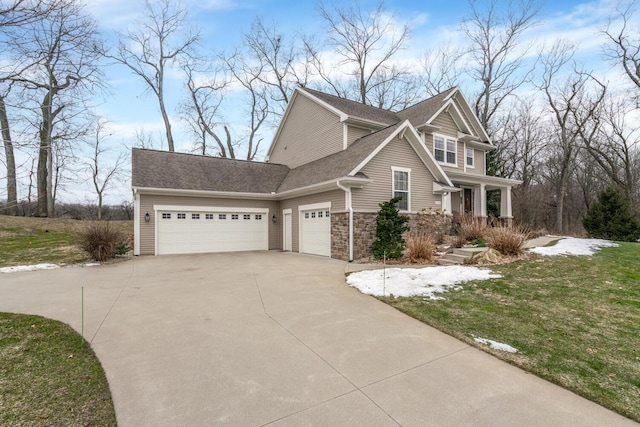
[581,95,640,207]
[421,43,465,97]
[462,0,541,133]
[0,85,17,214]
[308,1,412,108]
[106,0,200,152]
[603,1,640,100]
[538,42,606,233]
[7,0,103,217]
[86,118,124,220]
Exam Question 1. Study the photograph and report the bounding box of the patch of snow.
[83,263,100,267]
[474,337,518,353]
[0,263,59,274]
[529,237,618,256]
[346,265,501,299]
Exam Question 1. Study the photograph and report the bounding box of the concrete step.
[453,247,487,257]
[437,258,459,266]
[440,253,470,264]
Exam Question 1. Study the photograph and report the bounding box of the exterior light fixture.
[144,212,150,223]
[272,214,277,223]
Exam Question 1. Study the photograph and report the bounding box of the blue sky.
[3,0,638,205]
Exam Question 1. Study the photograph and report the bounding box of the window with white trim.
[466,148,474,167]
[392,167,410,211]
[434,135,457,165]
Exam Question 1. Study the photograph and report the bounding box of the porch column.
[500,186,513,225]
[442,192,452,215]
[478,183,487,217]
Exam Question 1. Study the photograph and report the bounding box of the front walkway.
[0,252,635,426]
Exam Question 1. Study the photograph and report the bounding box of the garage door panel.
[300,209,330,257]
[157,210,268,255]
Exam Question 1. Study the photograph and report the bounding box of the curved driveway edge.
[1,252,636,426]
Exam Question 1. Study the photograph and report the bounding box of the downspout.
[336,181,353,262]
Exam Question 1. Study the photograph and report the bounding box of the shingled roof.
[277,122,403,192]
[132,149,290,193]
[397,87,458,128]
[301,88,400,125]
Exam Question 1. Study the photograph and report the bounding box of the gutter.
[336,181,353,262]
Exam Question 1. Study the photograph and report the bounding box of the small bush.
[404,231,436,262]
[372,196,409,259]
[79,222,124,262]
[485,226,528,256]
[457,214,486,242]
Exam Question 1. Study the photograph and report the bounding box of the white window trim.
[391,166,411,212]
[466,147,475,169]
[433,133,457,166]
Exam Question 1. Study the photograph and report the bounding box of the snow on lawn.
[0,263,59,274]
[347,265,501,299]
[529,237,618,256]
[474,337,518,353]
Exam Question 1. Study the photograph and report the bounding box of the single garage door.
[299,206,331,257]
[156,207,269,255]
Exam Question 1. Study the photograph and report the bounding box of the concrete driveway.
[0,252,636,426]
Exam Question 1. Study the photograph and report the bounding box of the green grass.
[0,312,117,426]
[381,242,640,422]
[0,216,133,267]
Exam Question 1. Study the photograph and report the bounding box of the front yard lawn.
[380,242,640,422]
[0,312,117,426]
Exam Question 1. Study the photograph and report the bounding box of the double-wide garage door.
[156,207,268,255]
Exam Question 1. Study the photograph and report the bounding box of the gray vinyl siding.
[268,94,343,168]
[347,125,373,146]
[451,191,462,214]
[426,112,461,170]
[279,189,345,253]
[353,136,437,212]
[138,194,280,255]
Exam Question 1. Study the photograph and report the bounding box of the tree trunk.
[0,95,17,215]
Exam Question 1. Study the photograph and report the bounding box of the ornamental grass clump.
[456,214,486,242]
[79,222,125,262]
[404,231,437,262]
[485,225,528,256]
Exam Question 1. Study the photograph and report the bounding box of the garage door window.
[219,214,226,220]
[177,213,186,219]
[205,214,214,220]
[243,214,251,220]
[192,213,200,220]
[255,214,262,220]
[326,211,330,217]
[162,213,171,219]
[232,214,239,220]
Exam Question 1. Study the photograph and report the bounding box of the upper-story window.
[466,148,474,168]
[392,167,410,211]
[434,135,456,165]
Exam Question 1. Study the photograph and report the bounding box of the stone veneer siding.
[332,212,447,262]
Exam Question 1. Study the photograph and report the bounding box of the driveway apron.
[0,252,636,426]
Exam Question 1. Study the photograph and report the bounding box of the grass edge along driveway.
[0,312,117,426]
[379,242,640,423]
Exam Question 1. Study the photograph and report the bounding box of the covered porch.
[443,172,522,224]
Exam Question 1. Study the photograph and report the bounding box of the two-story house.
[132,87,521,261]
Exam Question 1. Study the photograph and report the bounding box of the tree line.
[0,0,638,234]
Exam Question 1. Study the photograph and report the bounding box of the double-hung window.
[434,135,457,165]
[466,148,474,167]
[392,167,410,211]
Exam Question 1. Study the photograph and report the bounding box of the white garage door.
[156,207,268,255]
[299,206,331,257]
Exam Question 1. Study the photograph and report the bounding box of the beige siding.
[451,191,462,214]
[354,137,437,212]
[465,148,486,176]
[280,189,345,253]
[138,194,280,255]
[425,112,462,169]
[269,94,343,168]
[347,125,372,146]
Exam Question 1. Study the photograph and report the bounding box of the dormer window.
[434,135,456,165]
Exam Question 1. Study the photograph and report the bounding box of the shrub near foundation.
[79,222,125,262]
[485,225,528,256]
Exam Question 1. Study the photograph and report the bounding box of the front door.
[463,188,473,215]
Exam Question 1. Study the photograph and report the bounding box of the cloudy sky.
[3,0,639,206]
